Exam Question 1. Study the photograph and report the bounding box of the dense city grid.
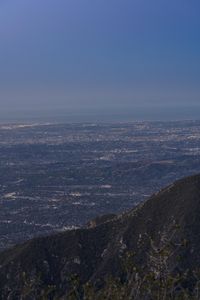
[0,120,200,249]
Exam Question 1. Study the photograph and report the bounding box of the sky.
[0,0,200,120]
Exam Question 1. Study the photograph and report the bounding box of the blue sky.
[0,0,200,116]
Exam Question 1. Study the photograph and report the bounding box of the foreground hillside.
[1,174,200,299]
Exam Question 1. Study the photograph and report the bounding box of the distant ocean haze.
[1,105,200,123]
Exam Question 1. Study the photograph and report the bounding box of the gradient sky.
[0,0,200,116]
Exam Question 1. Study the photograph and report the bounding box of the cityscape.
[0,120,200,250]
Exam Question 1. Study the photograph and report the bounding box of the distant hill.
[1,174,200,299]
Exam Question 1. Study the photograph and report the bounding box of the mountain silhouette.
[1,174,200,299]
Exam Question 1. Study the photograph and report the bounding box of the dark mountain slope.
[1,174,200,299]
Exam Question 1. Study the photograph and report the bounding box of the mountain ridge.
[1,174,200,299]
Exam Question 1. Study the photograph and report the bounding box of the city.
[0,120,200,250]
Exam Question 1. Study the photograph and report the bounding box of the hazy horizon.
[1,104,200,124]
